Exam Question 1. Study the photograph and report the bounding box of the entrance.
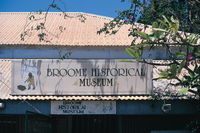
[25,111,52,133]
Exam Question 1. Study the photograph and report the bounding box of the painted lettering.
[80,78,113,87]
[47,68,88,77]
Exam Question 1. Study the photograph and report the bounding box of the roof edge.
[0,11,114,21]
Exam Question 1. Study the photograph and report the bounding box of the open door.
[25,111,52,133]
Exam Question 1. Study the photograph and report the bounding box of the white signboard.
[12,59,152,95]
[51,101,116,114]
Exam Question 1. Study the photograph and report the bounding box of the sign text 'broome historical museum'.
[12,59,152,95]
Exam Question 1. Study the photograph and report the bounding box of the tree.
[98,1,200,132]
[139,0,200,34]
[98,0,200,96]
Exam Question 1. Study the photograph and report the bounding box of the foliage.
[98,0,200,96]
[98,2,200,131]
[139,0,200,34]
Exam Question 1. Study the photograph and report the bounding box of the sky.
[0,0,131,18]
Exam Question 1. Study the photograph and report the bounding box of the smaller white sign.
[51,101,116,115]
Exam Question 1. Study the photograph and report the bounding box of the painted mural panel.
[51,101,116,114]
[12,59,152,95]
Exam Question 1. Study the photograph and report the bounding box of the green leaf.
[135,31,150,40]
[170,16,177,23]
[187,35,198,44]
[153,28,167,32]
[195,51,200,56]
[159,71,169,78]
[120,59,135,63]
[162,15,170,24]
[173,52,186,58]
[125,48,136,57]
[169,64,178,75]
[179,87,189,95]
[125,47,141,59]
[152,22,158,28]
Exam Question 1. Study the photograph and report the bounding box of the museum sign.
[11,59,152,95]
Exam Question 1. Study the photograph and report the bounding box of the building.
[0,12,199,133]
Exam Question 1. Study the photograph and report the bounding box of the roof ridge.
[0,12,113,20]
[81,12,113,20]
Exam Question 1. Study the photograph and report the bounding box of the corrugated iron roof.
[1,95,154,101]
[0,12,134,47]
[0,60,196,101]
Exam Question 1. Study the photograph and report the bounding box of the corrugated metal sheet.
[1,95,154,101]
[0,60,11,99]
[0,12,137,47]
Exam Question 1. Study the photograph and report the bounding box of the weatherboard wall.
[0,46,178,59]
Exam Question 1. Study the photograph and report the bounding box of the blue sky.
[0,0,131,18]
